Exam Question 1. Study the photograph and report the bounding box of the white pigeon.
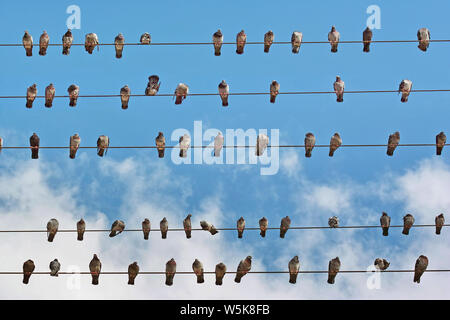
[291,31,303,53]
[256,134,269,156]
[417,28,431,52]
[328,26,340,52]
[179,134,191,158]
[399,80,413,103]
[214,132,224,157]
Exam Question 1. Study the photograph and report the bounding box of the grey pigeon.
[435,213,445,235]
[328,26,340,53]
[398,80,412,103]
[235,256,252,283]
[414,255,428,283]
[280,216,291,238]
[237,217,246,239]
[120,85,131,109]
[128,262,139,285]
[288,256,300,284]
[218,80,229,107]
[145,75,160,96]
[26,84,37,109]
[45,83,55,108]
[140,32,151,45]
[179,134,191,158]
[436,132,446,155]
[115,33,125,58]
[270,80,280,103]
[328,257,341,284]
[363,27,373,52]
[402,214,415,235]
[380,212,391,236]
[213,29,223,56]
[214,132,224,157]
[264,30,274,53]
[23,259,35,284]
[236,30,247,54]
[22,31,33,56]
[192,259,205,283]
[200,220,219,235]
[305,133,315,158]
[77,218,85,241]
[417,28,431,52]
[30,133,40,159]
[215,262,227,285]
[291,31,303,53]
[183,214,192,239]
[109,220,125,237]
[165,258,176,286]
[85,33,99,54]
[97,135,109,157]
[67,84,80,107]
[69,133,81,159]
[160,217,168,239]
[329,133,342,157]
[328,216,339,228]
[89,254,101,285]
[39,31,49,56]
[155,132,166,158]
[374,258,390,271]
[47,218,59,242]
[334,76,345,102]
[387,131,400,156]
[174,83,189,105]
[259,217,268,237]
[49,259,61,277]
[62,29,73,55]
[142,218,151,240]
[256,133,269,156]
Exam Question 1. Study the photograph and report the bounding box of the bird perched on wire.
[174,83,189,105]
[288,256,300,284]
[387,131,400,156]
[179,134,191,158]
[0,137,3,154]
[280,216,291,238]
[212,29,223,56]
[436,132,446,155]
[140,32,151,45]
[235,256,252,283]
[47,218,59,242]
[328,216,339,228]
[417,28,431,52]
[380,212,391,236]
[69,133,81,159]
[270,80,280,103]
[22,31,33,56]
[155,132,166,158]
[218,80,229,107]
[305,133,316,158]
[128,262,139,285]
[114,33,125,58]
[264,30,274,53]
[62,29,73,55]
[237,217,246,239]
[85,33,99,54]
[89,254,102,285]
[435,213,445,235]
[328,257,341,284]
[96,135,109,157]
[77,218,85,241]
[236,30,247,54]
[256,133,269,156]
[374,258,390,271]
[291,31,303,53]
[109,220,125,237]
[192,259,205,283]
[402,214,415,235]
[329,133,342,157]
[146,75,161,96]
[44,83,55,108]
[328,26,340,53]
[26,84,37,109]
[363,27,373,52]
[67,84,80,107]
[259,217,268,237]
[160,217,168,239]
[39,31,49,56]
[414,255,428,283]
[214,132,224,157]
[398,80,412,103]
[215,263,227,285]
[165,258,176,286]
[29,133,40,159]
[200,220,219,235]
[23,259,35,284]
[334,76,345,102]
[49,259,61,277]
[183,214,192,239]
[142,218,151,240]
[120,85,131,109]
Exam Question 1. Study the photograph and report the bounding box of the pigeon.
[128,262,139,285]
[145,75,161,96]
[174,83,189,105]
[155,132,166,158]
[0,137,3,154]
[417,28,431,52]
[142,218,151,240]
[44,83,55,108]
[215,262,227,285]
[214,132,224,157]
[363,27,373,52]
[218,80,229,107]
[236,30,247,54]
[328,216,339,228]
[85,33,99,54]
[328,257,341,284]
[270,80,280,103]
[288,256,300,284]
[77,218,86,241]
[97,135,109,157]
[26,84,37,108]
[402,214,415,235]
[328,26,340,53]
[23,259,35,284]
[280,216,291,238]
[23,31,33,56]
[334,76,345,102]
[165,258,176,286]
[398,80,413,103]
[436,132,446,155]
[30,133,40,159]
[329,133,342,157]
[264,30,274,53]
[69,133,81,159]
[179,134,191,158]
[192,259,205,283]
[89,254,102,285]
[387,131,400,156]
[109,220,125,237]
[62,29,73,55]
[414,255,428,283]
[47,218,59,242]
[374,258,390,271]
[67,84,80,107]
[49,259,61,277]
[305,133,316,158]
[212,29,223,56]
[160,217,168,239]
[435,213,445,235]
[259,217,268,237]
[200,220,219,235]
[291,31,303,53]
[140,32,151,45]
[256,133,269,156]
[235,256,252,283]
[237,217,246,239]
[39,31,49,56]
[120,85,131,109]
[183,214,192,239]
[114,33,125,58]
[380,212,391,236]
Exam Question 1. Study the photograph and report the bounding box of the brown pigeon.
[160,217,168,239]
[85,33,99,54]
[334,76,345,102]
[236,30,247,54]
[435,213,445,235]
[62,29,73,55]
[97,135,109,157]
[114,33,125,58]
[264,30,274,53]
[120,85,131,109]
[183,214,192,239]
[140,32,151,45]
[39,31,49,56]
[436,132,446,155]
[155,132,166,158]
[288,256,300,284]
[363,27,373,52]
[212,29,223,56]
[192,259,205,283]
[179,134,191,157]
[69,133,81,159]
[305,133,316,158]
[23,31,33,56]
[145,75,160,96]
[259,217,268,237]
[109,220,125,237]
[374,258,390,271]
[328,257,341,284]
[387,132,400,156]
[237,217,245,239]
[49,259,61,277]
[174,83,189,105]
[30,133,40,159]
[235,256,252,283]
[218,80,229,107]
[47,218,59,242]
[215,262,227,285]
[200,220,219,235]
[77,218,85,241]
[165,258,176,286]
[270,80,280,103]
[414,255,428,283]
[417,28,431,52]
[142,218,151,240]
[291,31,303,53]
[67,84,80,107]
[329,133,342,157]
[399,80,412,103]
[89,254,102,285]
[44,83,55,108]
[256,134,269,156]
[402,214,415,235]
[380,212,391,236]
[328,26,340,53]
[23,259,35,284]
[280,216,291,238]
[26,84,37,109]
[128,262,139,285]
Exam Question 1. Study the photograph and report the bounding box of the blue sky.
[0,0,450,299]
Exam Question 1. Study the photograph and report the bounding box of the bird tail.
[179,149,186,158]
[401,95,408,103]
[143,232,149,240]
[97,148,105,157]
[63,47,69,55]
[48,233,55,242]
[236,46,244,54]
[210,229,218,235]
[87,46,93,54]
[386,148,394,156]
[116,51,122,59]
[31,148,39,159]
[161,231,167,239]
[418,43,428,52]
[238,231,243,239]
[363,43,370,52]
[128,277,135,285]
[70,148,77,159]
[51,272,58,277]
[45,99,52,108]
[337,94,343,102]
[264,44,270,53]
[69,98,77,107]
[77,232,84,241]
[437,146,443,156]
[23,274,31,284]
[331,44,338,53]
[175,96,183,105]
[214,149,220,157]
[222,97,229,107]
[260,230,266,237]
[165,275,174,286]
[197,274,204,283]
[26,48,32,56]
[26,100,33,108]
[92,274,99,285]
[329,148,335,157]
[158,148,165,158]
[39,47,47,56]
[305,150,312,158]
[121,101,128,110]
[402,227,410,235]
[382,227,389,236]
[414,272,421,283]
[234,274,242,283]
[280,230,286,238]
[436,226,442,235]
[215,277,223,286]
[289,273,298,284]
[185,230,191,239]
[292,47,299,54]
[109,231,116,238]
[214,47,221,56]
[270,95,276,103]
[327,274,336,284]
